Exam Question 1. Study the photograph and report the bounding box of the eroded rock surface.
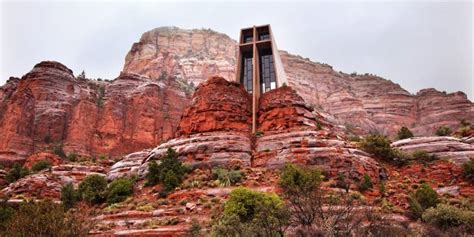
[391,136,474,165]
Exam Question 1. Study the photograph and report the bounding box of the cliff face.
[0,26,472,165]
[123,27,474,137]
[0,61,190,165]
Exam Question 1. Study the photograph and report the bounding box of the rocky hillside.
[0,26,472,165]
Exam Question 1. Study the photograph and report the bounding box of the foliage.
[67,152,77,162]
[186,218,202,237]
[5,163,30,183]
[0,200,93,236]
[335,172,350,193]
[358,173,374,192]
[461,158,474,183]
[212,167,244,187]
[435,126,452,136]
[409,183,440,219]
[145,148,191,192]
[78,174,107,204]
[31,160,51,172]
[458,120,472,137]
[379,181,386,197]
[359,134,393,160]
[77,70,86,79]
[106,177,135,204]
[61,183,79,209]
[96,86,105,108]
[412,150,436,165]
[53,143,67,159]
[0,202,14,231]
[422,204,474,230]
[397,126,414,140]
[255,131,264,137]
[359,134,410,166]
[211,187,288,237]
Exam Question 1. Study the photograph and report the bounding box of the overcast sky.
[1,1,472,100]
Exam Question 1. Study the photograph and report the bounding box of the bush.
[0,202,14,231]
[397,126,414,140]
[78,174,107,204]
[212,167,244,187]
[106,177,135,204]
[358,173,374,192]
[53,143,67,159]
[435,126,452,136]
[5,163,30,183]
[359,134,393,160]
[211,187,288,237]
[461,158,474,183]
[422,204,474,230]
[412,150,436,165]
[145,148,190,192]
[60,183,79,209]
[409,183,439,219]
[0,200,93,236]
[31,160,51,172]
[335,172,350,192]
[67,153,77,162]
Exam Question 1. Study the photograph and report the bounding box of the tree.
[77,70,86,79]
[462,158,474,183]
[145,148,190,192]
[106,177,135,204]
[77,174,107,204]
[211,187,288,237]
[61,183,79,209]
[422,204,474,230]
[409,183,439,219]
[5,163,30,183]
[279,164,365,236]
[358,173,374,192]
[0,200,93,236]
[397,126,414,140]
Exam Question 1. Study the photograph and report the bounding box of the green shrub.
[422,204,474,230]
[53,143,67,159]
[359,134,393,160]
[358,173,374,192]
[106,178,135,204]
[279,163,322,194]
[412,150,436,165]
[145,148,190,192]
[5,163,30,183]
[31,160,51,172]
[0,202,14,230]
[211,187,288,237]
[409,183,439,219]
[78,174,107,204]
[67,153,77,162]
[0,200,92,236]
[212,167,244,187]
[435,126,452,136]
[379,181,386,196]
[458,120,472,137]
[335,172,350,192]
[255,131,264,137]
[461,158,474,183]
[397,126,414,140]
[60,183,79,209]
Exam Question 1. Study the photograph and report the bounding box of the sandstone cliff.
[0,61,190,165]
[123,26,474,137]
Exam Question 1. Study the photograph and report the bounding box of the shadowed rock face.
[0,61,190,165]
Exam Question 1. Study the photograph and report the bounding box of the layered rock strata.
[0,61,190,165]
[391,136,474,165]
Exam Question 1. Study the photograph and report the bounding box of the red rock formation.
[176,76,251,136]
[123,27,474,138]
[24,152,62,169]
[254,86,381,183]
[0,61,190,166]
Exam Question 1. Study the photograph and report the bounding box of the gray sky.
[1,1,473,100]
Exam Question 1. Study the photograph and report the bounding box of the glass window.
[240,52,253,93]
[259,49,276,94]
[259,32,270,41]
